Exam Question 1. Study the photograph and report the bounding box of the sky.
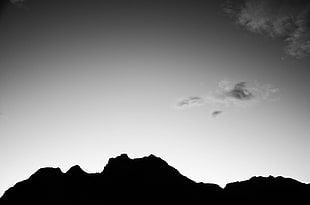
[1,0,310,196]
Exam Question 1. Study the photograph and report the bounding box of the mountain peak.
[102,154,169,174]
[135,154,169,169]
[107,153,131,163]
[29,167,62,180]
[66,165,86,176]
[101,154,193,186]
[146,154,165,161]
[119,153,130,159]
[111,153,130,160]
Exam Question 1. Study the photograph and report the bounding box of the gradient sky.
[1,0,310,196]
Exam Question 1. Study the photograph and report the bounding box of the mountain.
[0,154,309,204]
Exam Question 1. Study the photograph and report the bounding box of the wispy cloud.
[10,0,26,8]
[223,0,310,58]
[175,80,279,116]
[211,110,223,118]
[206,80,279,107]
[176,96,204,109]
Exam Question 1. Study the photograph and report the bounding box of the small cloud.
[225,82,254,100]
[211,110,223,118]
[205,81,258,107]
[222,0,310,58]
[10,0,26,8]
[176,96,204,109]
[207,80,279,107]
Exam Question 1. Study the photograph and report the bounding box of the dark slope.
[224,176,310,204]
[0,154,309,205]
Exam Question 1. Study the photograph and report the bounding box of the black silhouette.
[0,154,309,204]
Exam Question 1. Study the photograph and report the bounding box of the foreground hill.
[1,154,309,204]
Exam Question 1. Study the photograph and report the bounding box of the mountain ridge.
[1,154,309,204]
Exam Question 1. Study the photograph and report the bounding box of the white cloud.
[206,80,279,107]
[175,80,280,115]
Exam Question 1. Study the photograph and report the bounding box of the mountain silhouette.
[0,154,309,204]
